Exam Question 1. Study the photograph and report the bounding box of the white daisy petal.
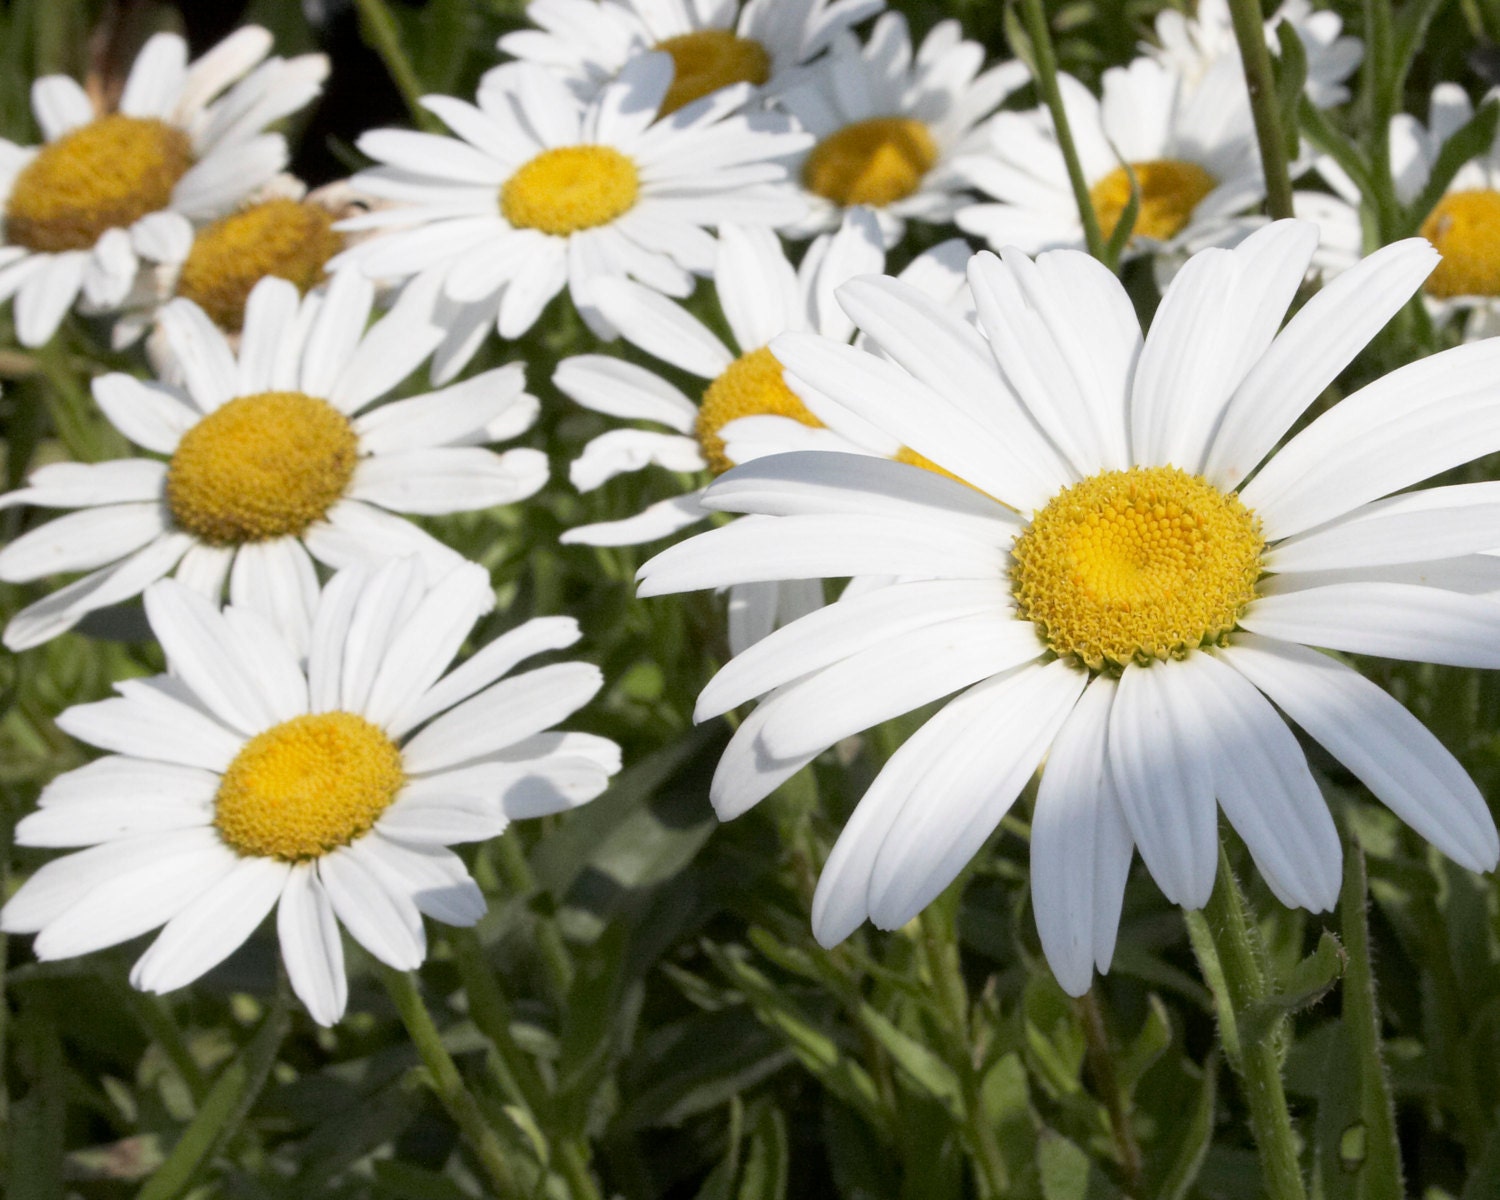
[359,835,487,925]
[376,793,507,844]
[710,690,823,820]
[569,430,705,491]
[0,503,169,583]
[278,865,348,1026]
[562,492,712,546]
[129,855,289,994]
[228,539,320,661]
[865,659,1086,931]
[350,447,549,513]
[590,276,735,377]
[118,33,188,118]
[0,460,165,511]
[15,251,86,347]
[319,845,426,970]
[355,364,532,452]
[59,679,244,772]
[1221,634,1499,872]
[1109,663,1219,910]
[31,75,94,140]
[553,355,698,432]
[159,299,239,412]
[91,375,198,453]
[1031,675,1134,995]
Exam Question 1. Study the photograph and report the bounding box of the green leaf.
[856,1004,963,1118]
[1101,164,1139,271]
[136,997,289,1200]
[1241,931,1346,1048]
[737,1105,789,1200]
[1153,1055,1217,1200]
[5,1014,65,1200]
[372,1158,481,1200]
[1038,1131,1092,1200]
[1117,995,1172,1096]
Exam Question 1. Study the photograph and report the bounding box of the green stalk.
[1226,0,1296,220]
[450,929,603,1200]
[1016,0,1107,259]
[380,967,523,1200]
[351,0,443,134]
[917,905,1010,1198]
[1184,844,1307,1200]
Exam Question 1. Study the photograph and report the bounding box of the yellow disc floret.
[1087,160,1217,244]
[501,146,640,236]
[1010,466,1264,671]
[695,346,822,475]
[214,711,405,861]
[6,115,193,253]
[166,391,358,546]
[1420,190,1500,298]
[178,198,343,331]
[803,117,938,208]
[656,29,771,116]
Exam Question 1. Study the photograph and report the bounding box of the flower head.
[338,55,810,381]
[779,14,1026,245]
[638,222,1500,996]
[0,272,547,652]
[0,558,619,1025]
[0,27,328,346]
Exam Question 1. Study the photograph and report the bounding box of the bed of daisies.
[7,0,1500,1196]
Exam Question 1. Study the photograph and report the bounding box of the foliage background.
[6,0,1500,1197]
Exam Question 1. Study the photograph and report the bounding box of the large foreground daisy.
[1,559,619,1025]
[498,0,883,112]
[339,54,810,379]
[955,58,1262,259]
[638,221,1500,996]
[0,272,546,652]
[0,27,328,346]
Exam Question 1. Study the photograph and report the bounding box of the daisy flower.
[0,558,619,1025]
[1304,84,1500,338]
[0,26,328,346]
[778,13,1026,245]
[1150,0,1363,110]
[637,221,1500,996]
[110,175,362,349]
[338,54,811,381]
[955,59,1263,259]
[497,0,883,113]
[0,272,547,653]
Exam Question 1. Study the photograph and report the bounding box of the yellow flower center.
[655,29,771,116]
[1087,159,1217,244]
[500,145,639,236]
[166,391,358,546]
[802,117,938,208]
[695,346,822,475]
[1010,466,1264,671]
[177,198,343,332]
[1420,190,1500,298]
[214,711,405,861]
[5,114,194,253]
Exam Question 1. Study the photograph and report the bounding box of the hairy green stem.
[917,905,1010,1197]
[1185,845,1307,1200]
[1227,0,1296,219]
[381,967,523,1200]
[450,929,603,1200]
[351,0,442,133]
[1016,0,1107,259]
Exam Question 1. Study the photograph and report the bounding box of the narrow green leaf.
[856,1004,964,1118]
[1101,164,1139,271]
[1117,995,1172,1096]
[1154,1055,1217,1200]
[737,1106,789,1200]
[136,998,289,1200]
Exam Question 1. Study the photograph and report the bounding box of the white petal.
[0,460,165,511]
[0,502,168,582]
[1031,675,1134,995]
[57,678,243,771]
[301,271,376,400]
[91,375,197,453]
[278,864,348,1026]
[864,659,1086,930]
[590,276,734,377]
[130,856,288,993]
[1220,634,1499,872]
[236,277,303,395]
[553,355,698,432]
[715,224,802,352]
[1108,663,1219,909]
[119,33,188,118]
[354,364,533,452]
[319,845,426,970]
[15,252,86,347]
[569,430,705,491]
[376,792,507,844]
[228,538,320,661]
[1187,651,1342,911]
[31,75,94,140]
[358,835,486,925]
[709,690,822,820]
[350,447,548,512]
[401,663,603,773]
[304,498,465,577]
[338,557,428,716]
[562,492,710,546]
[159,299,239,412]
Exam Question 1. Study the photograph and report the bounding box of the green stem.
[1227,0,1295,220]
[1184,844,1307,1200]
[494,834,575,1000]
[917,906,1010,1198]
[351,0,443,133]
[1338,834,1403,1198]
[450,930,603,1200]
[1077,991,1143,1192]
[1017,0,1107,259]
[381,967,524,1200]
